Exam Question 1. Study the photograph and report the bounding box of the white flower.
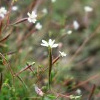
[35,22,42,30]
[67,30,72,35]
[12,6,18,11]
[42,8,48,14]
[59,51,67,57]
[27,11,37,23]
[51,0,56,3]
[73,20,80,30]
[34,85,44,96]
[76,89,82,95]
[0,7,7,18]
[84,6,93,12]
[41,39,58,48]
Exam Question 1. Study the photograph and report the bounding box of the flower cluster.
[0,7,7,19]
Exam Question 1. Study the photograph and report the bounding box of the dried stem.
[88,84,96,100]
[14,63,34,77]
[72,74,99,90]
[52,55,60,65]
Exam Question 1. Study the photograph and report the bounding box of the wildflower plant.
[41,39,58,89]
[0,0,98,100]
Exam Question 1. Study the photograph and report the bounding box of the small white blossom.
[0,7,7,18]
[51,0,56,3]
[34,85,44,96]
[12,6,18,11]
[27,11,37,23]
[42,8,48,14]
[67,30,72,35]
[35,22,42,30]
[41,39,58,48]
[73,20,80,30]
[76,89,82,95]
[84,6,93,12]
[59,51,67,57]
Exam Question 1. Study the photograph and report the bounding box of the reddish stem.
[88,84,96,100]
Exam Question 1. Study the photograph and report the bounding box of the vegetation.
[0,0,100,100]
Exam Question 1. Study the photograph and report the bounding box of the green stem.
[48,47,52,89]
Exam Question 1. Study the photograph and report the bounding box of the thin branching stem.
[48,47,52,89]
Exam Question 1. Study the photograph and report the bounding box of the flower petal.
[42,40,48,45]
[49,39,55,47]
[52,44,58,48]
[32,19,36,23]
[27,12,30,16]
[41,43,48,47]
